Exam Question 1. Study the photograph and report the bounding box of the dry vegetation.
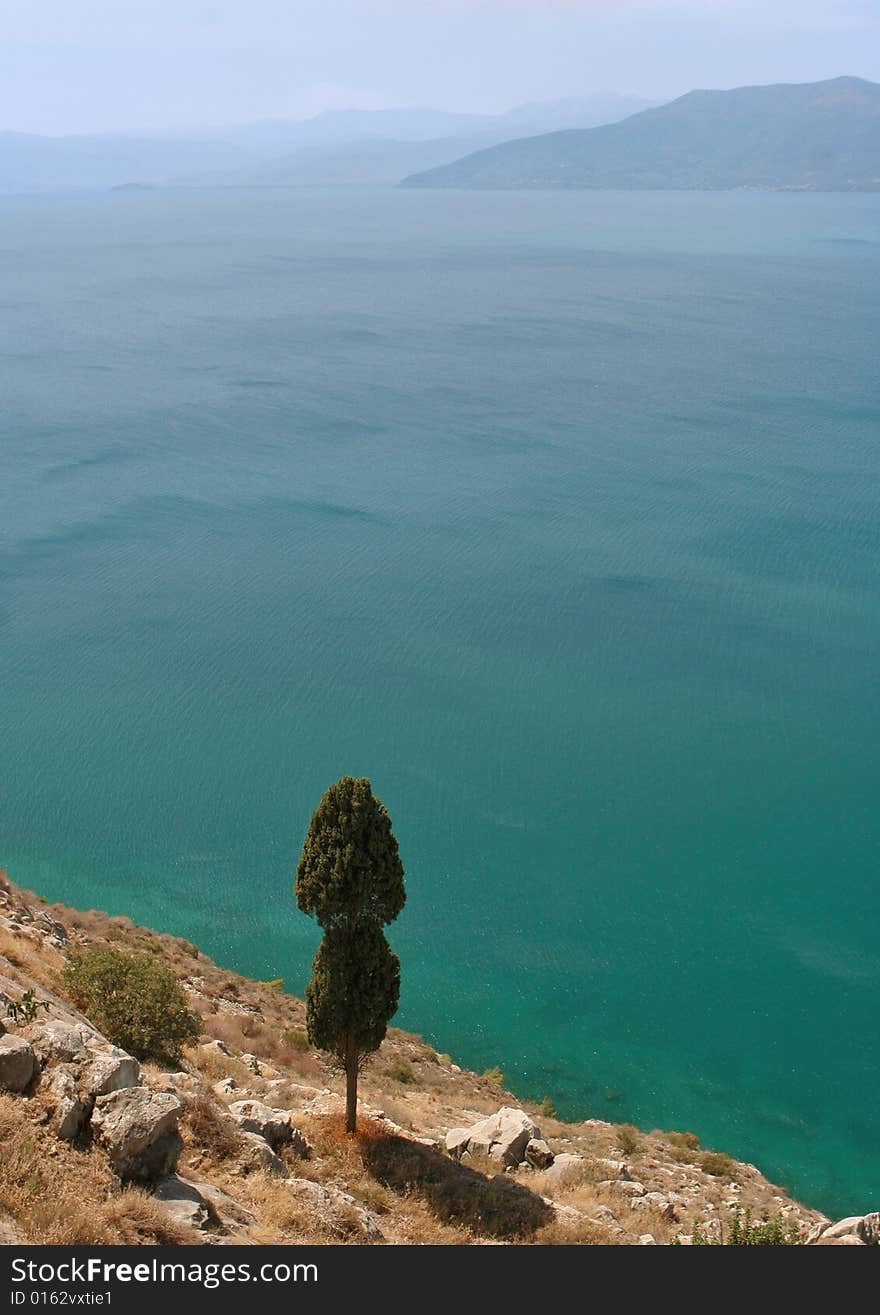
[0,871,830,1246]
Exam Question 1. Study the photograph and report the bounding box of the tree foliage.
[295,776,405,928]
[305,923,400,1067]
[295,776,405,1131]
[62,946,202,1065]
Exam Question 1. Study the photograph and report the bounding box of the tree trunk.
[344,1038,358,1135]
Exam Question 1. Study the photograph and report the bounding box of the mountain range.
[402,77,880,192]
[0,95,654,194]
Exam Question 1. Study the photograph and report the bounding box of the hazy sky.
[2,0,879,135]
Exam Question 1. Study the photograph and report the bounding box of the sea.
[1,185,878,1218]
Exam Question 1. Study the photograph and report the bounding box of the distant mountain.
[401,77,880,192]
[0,95,656,193]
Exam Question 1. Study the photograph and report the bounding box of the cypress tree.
[295,777,405,1133]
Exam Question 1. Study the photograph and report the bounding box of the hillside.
[0,869,874,1247]
[401,77,880,191]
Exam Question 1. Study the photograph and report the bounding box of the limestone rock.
[92,1087,184,1184]
[447,1107,541,1167]
[238,1130,284,1176]
[228,1099,294,1149]
[0,1035,36,1092]
[83,1050,140,1099]
[525,1137,555,1170]
[45,1065,88,1141]
[541,1152,584,1184]
[284,1179,383,1243]
[213,1077,237,1098]
[27,1021,89,1065]
[154,1175,213,1231]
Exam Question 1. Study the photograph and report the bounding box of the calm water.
[1,187,878,1217]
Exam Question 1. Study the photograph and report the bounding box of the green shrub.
[539,1095,557,1119]
[62,946,201,1065]
[283,1026,310,1052]
[5,989,50,1026]
[386,1061,415,1084]
[699,1150,735,1178]
[616,1124,641,1156]
[666,1130,700,1152]
[690,1210,800,1245]
[482,1065,504,1086]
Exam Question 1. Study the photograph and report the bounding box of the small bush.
[482,1065,504,1086]
[539,1096,557,1119]
[282,1027,310,1053]
[62,946,201,1065]
[699,1151,735,1178]
[385,1061,415,1085]
[666,1131,700,1152]
[691,1209,799,1245]
[616,1124,641,1156]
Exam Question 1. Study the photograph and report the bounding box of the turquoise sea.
[1,187,878,1217]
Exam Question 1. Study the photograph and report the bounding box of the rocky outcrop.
[153,1175,214,1231]
[283,1179,383,1243]
[0,1035,37,1092]
[228,1099,295,1149]
[92,1088,184,1184]
[810,1213,880,1246]
[44,1065,89,1141]
[447,1107,544,1168]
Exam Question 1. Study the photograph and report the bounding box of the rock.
[27,1021,89,1065]
[213,1078,238,1098]
[200,1040,229,1057]
[196,1182,258,1234]
[263,1079,323,1107]
[284,1179,383,1243]
[524,1138,554,1170]
[154,1175,213,1231]
[83,1051,140,1099]
[92,1088,184,1184]
[447,1108,541,1168]
[541,1152,584,1184]
[600,1179,646,1196]
[639,1234,657,1245]
[631,1192,677,1220]
[0,1209,22,1245]
[45,1066,88,1141]
[590,1205,618,1226]
[0,1035,36,1092]
[860,1213,880,1245]
[238,1131,284,1176]
[596,1157,627,1177]
[812,1213,880,1245]
[446,1127,472,1157]
[228,1100,294,1149]
[240,1053,279,1078]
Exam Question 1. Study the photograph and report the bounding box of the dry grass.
[0,1096,190,1245]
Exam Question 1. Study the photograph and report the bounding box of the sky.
[2,0,879,135]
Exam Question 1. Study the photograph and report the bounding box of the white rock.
[228,1099,294,1148]
[448,1107,541,1167]
[83,1051,140,1098]
[525,1138,554,1169]
[92,1087,184,1184]
[154,1175,213,1230]
[0,1035,36,1092]
[45,1066,88,1141]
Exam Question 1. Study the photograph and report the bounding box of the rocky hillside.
[0,870,874,1247]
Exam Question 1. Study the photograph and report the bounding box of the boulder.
[27,1021,89,1065]
[0,1035,36,1092]
[284,1179,383,1243]
[860,1213,880,1246]
[541,1152,584,1185]
[213,1078,238,1099]
[45,1066,89,1141]
[83,1051,140,1099]
[92,1087,184,1184]
[154,1176,213,1231]
[228,1100,294,1149]
[447,1108,541,1167]
[446,1127,472,1157]
[524,1137,554,1170]
[237,1131,284,1176]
